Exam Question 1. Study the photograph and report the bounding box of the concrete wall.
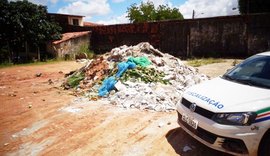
[47,33,90,59]
[187,16,247,57]
[68,13,270,58]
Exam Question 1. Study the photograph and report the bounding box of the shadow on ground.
[166,127,232,156]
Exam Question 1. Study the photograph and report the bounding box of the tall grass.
[187,58,225,67]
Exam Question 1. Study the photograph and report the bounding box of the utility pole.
[192,10,204,19]
[192,10,195,19]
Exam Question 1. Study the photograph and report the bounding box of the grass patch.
[0,62,14,68]
[187,58,225,67]
[78,44,95,59]
[0,59,65,69]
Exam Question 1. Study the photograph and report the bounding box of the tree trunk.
[7,41,12,63]
[25,41,29,61]
[37,46,40,61]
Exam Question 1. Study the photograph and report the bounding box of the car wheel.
[258,131,270,156]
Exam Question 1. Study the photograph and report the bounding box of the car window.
[223,55,270,89]
[232,59,266,78]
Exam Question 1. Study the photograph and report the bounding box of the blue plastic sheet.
[98,77,117,96]
[115,61,136,77]
[98,57,149,97]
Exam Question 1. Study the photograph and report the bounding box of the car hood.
[184,77,270,113]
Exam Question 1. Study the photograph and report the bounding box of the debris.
[48,79,53,85]
[75,53,88,60]
[66,73,85,88]
[65,71,75,77]
[98,77,117,96]
[35,73,42,77]
[128,56,151,67]
[158,122,165,128]
[8,93,16,97]
[232,59,239,66]
[76,59,89,63]
[28,105,32,108]
[12,134,18,138]
[183,145,192,152]
[4,143,9,146]
[63,42,209,112]
[114,81,126,91]
[61,107,82,113]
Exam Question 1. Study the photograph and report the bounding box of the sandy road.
[0,61,232,156]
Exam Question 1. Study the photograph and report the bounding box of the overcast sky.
[27,0,240,25]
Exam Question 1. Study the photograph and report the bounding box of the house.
[48,13,102,30]
[48,13,84,27]
[46,13,103,59]
[46,31,91,59]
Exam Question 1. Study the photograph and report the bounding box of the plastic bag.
[128,56,151,67]
[98,77,117,96]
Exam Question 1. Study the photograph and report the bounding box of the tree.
[238,0,270,14]
[0,0,62,63]
[156,5,183,21]
[126,2,184,23]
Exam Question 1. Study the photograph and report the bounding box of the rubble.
[35,73,42,77]
[63,42,209,112]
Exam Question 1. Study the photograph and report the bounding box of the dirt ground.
[0,60,237,156]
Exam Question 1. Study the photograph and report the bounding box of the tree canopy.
[0,0,62,63]
[238,0,270,14]
[126,2,184,23]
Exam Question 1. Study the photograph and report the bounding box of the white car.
[177,52,270,156]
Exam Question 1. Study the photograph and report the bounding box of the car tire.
[258,131,270,156]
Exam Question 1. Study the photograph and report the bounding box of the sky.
[27,0,240,25]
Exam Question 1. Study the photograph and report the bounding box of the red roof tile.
[53,31,90,45]
[83,22,103,27]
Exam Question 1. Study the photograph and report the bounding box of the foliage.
[187,58,225,67]
[67,72,85,88]
[126,1,183,23]
[0,0,62,63]
[120,66,170,84]
[238,0,270,14]
[1,0,62,45]
[79,44,95,59]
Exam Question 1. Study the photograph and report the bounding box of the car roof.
[256,51,270,56]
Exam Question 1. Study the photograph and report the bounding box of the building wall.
[68,16,83,26]
[48,13,84,32]
[67,13,270,58]
[47,33,90,59]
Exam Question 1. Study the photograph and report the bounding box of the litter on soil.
[63,42,209,112]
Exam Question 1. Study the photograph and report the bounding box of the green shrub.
[78,44,94,59]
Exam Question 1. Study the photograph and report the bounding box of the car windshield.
[222,54,270,89]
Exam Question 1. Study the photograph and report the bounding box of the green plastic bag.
[128,56,151,67]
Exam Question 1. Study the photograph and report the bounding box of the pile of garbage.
[63,42,209,112]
